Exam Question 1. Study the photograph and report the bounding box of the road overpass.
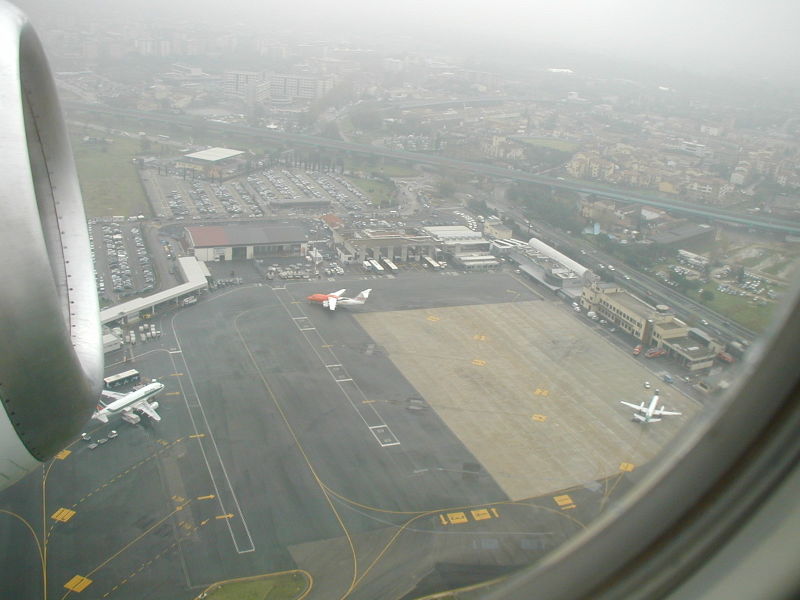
[63,101,800,236]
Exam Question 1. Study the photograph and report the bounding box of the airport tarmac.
[0,270,688,599]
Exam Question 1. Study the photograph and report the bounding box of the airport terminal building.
[580,281,720,371]
[505,237,591,298]
[184,224,307,261]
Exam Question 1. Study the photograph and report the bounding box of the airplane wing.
[653,408,682,416]
[101,390,125,401]
[328,295,337,310]
[620,401,645,412]
[330,289,346,297]
[132,401,161,421]
[92,411,109,423]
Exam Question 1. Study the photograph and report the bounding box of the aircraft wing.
[653,408,682,417]
[133,401,161,421]
[328,295,337,310]
[620,401,645,412]
[101,390,125,401]
[92,410,109,423]
[329,289,346,297]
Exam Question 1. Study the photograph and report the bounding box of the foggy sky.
[10,0,800,82]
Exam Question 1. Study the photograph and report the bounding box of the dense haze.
[12,0,800,84]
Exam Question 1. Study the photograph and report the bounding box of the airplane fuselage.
[94,382,164,421]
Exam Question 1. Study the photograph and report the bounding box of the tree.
[701,289,715,302]
[349,107,382,131]
[437,179,456,198]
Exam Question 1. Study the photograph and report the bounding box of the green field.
[69,132,150,218]
[688,289,777,332]
[516,137,579,153]
[345,175,397,207]
[371,162,420,178]
[203,572,308,600]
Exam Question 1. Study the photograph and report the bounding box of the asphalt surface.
[1,269,656,599]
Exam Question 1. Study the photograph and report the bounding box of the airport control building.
[580,281,721,371]
[184,224,307,261]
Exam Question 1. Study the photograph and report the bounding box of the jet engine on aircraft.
[0,0,102,490]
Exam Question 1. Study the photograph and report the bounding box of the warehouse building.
[423,225,499,269]
[175,147,245,178]
[333,228,437,263]
[184,224,306,261]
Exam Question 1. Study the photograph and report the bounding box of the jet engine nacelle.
[0,1,102,491]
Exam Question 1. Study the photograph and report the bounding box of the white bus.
[381,257,399,273]
[368,259,385,273]
[422,255,441,269]
[103,369,141,389]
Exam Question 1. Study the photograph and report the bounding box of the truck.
[102,333,122,353]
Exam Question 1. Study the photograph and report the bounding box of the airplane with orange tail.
[307,288,371,310]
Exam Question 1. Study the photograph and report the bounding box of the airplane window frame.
[485,283,800,599]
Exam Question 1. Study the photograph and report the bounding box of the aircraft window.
[1,1,799,599]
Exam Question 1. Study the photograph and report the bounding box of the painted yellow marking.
[196,494,216,500]
[216,513,234,520]
[362,399,376,404]
[321,344,333,348]
[172,495,185,503]
[471,509,492,521]
[170,372,183,376]
[64,575,92,592]
[201,519,209,526]
[165,391,181,396]
[490,507,500,518]
[427,315,440,322]
[55,449,71,460]
[531,414,547,422]
[439,514,448,526]
[472,359,486,366]
[52,508,76,523]
[473,334,487,341]
[446,512,468,524]
[554,495,576,510]
[619,462,636,472]
[534,388,550,396]
[189,433,206,439]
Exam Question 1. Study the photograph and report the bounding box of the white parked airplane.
[307,288,371,310]
[93,381,165,424]
[620,389,681,423]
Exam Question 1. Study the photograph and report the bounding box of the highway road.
[493,201,756,343]
[62,100,800,236]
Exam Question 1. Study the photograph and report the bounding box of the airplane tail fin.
[355,289,372,302]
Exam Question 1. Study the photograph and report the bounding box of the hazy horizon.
[10,0,800,85]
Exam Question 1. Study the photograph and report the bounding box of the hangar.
[184,224,307,261]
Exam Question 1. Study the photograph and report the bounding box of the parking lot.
[146,167,371,221]
[89,218,157,302]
